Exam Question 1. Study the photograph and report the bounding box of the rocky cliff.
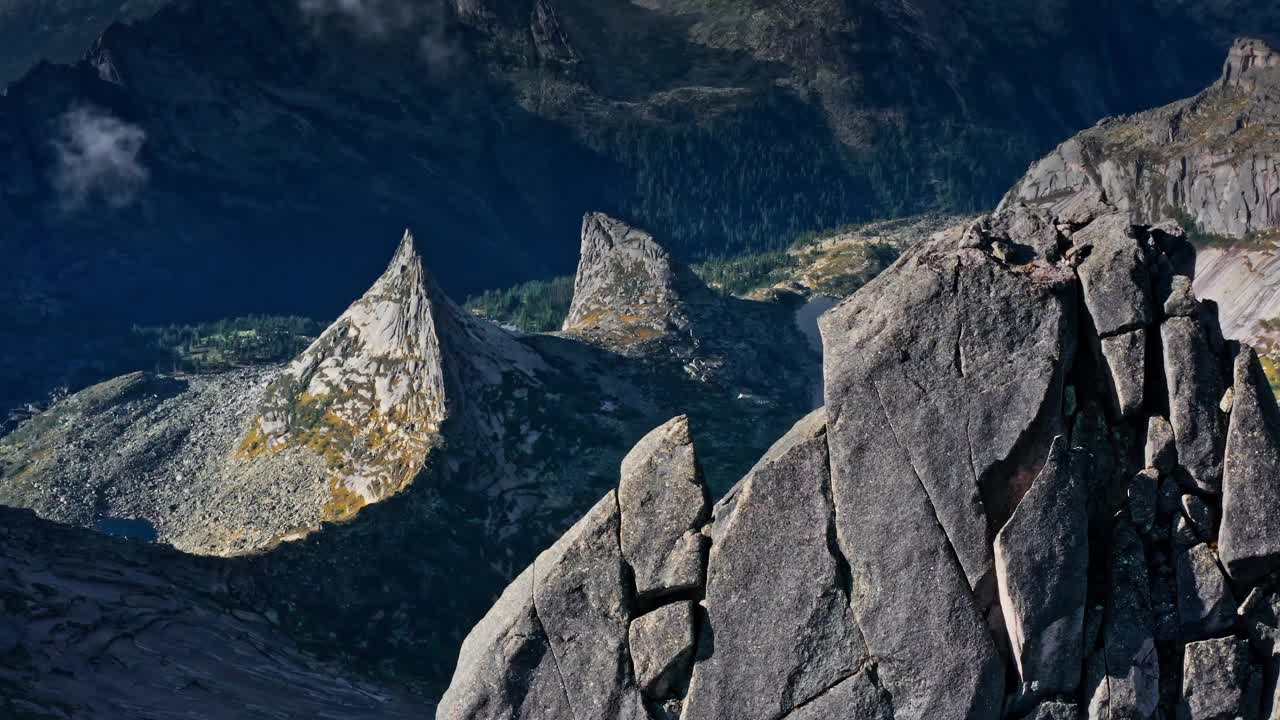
[440,195,1280,720]
[1002,38,1280,344]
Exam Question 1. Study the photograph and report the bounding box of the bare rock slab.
[994,437,1088,696]
[619,416,710,601]
[1180,637,1257,720]
[535,491,648,720]
[1098,328,1146,418]
[1086,521,1159,720]
[1074,212,1152,337]
[1162,317,1227,493]
[783,668,894,720]
[1145,416,1177,476]
[1174,542,1238,638]
[683,410,867,720]
[629,601,696,699]
[436,566,574,720]
[1220,346,1280,584]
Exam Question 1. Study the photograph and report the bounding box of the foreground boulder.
[440,202,1280,720]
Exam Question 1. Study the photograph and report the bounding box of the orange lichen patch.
[322,478,368,522]
[236,425,272,460]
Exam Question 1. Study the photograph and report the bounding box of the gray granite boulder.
[436,566,575,720]
[783,668,894,720]
[994,437,1088,696]
[629,601,696,699]
[618,416,710,602]
[683,410,867,720]
[1162,317,1226,493]
[1175,542,1238,638]
[1163,275,1198,318]
[1128,469,1158,534]
[1074,213,1151,338]
[1180,637,1257,720]
[1098,329,1146,418]
[1220,346,1280,584]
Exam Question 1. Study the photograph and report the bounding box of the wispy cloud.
[50,106,148,211]
[298,0,463,71]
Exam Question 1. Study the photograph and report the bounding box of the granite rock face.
[1220,345,1280,583]
[1002,38,1280,345]
[618,416,710,602]
[443,203,1280,720]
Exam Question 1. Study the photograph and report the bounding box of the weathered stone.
[1128,469,1158,534]
[1145,416,1177,476]
[628,601,696,699]
[1075,212,1152,337]
[1180,494,1216,542]
[821,235,1061,720]
[1098,329,1146,418]
[683,410,867,720]
[437,566,575,720]
[618,416,710,601]
[784,668,894,720]
[1221,346,1280,584]
[1173,515,1201,547]
[1163,275,1198,318]
[1032,701,1081,720]
[1162,317,1226,493]
[1085,520,1159,720]
[994,437,1088,696]
[535,491,648,720]
[1175,543,1237,638]
[1180,637,1256,720]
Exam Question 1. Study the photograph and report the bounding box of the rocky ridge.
[440,194,1280,720]
[1003,38,1280,345]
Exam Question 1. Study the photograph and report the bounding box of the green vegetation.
[693,249,803,297]
[131,315,324,373]
[463,276,576,333]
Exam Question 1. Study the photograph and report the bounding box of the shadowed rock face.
[0,505,431,720]
[441,199,1280,720]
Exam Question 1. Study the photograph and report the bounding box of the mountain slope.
[0,504,431,719]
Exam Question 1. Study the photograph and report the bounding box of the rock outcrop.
[441,200,1280,720]
[0,230,544,554]
[1002,38,1280,345]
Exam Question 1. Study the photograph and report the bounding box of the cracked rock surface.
[441,199,1280,720]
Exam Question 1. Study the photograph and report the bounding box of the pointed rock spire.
[562,212,710,347]
[1221,37,1280,92]
[242,229,537,519]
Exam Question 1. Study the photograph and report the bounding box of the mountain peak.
[242,229,536,519]
[1221,37,1280,91]
[562,212,709,347]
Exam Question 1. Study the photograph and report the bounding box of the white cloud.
[298,0,462,71]
[50,106,148,211]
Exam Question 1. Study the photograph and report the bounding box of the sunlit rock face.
[441,198,1280,720]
